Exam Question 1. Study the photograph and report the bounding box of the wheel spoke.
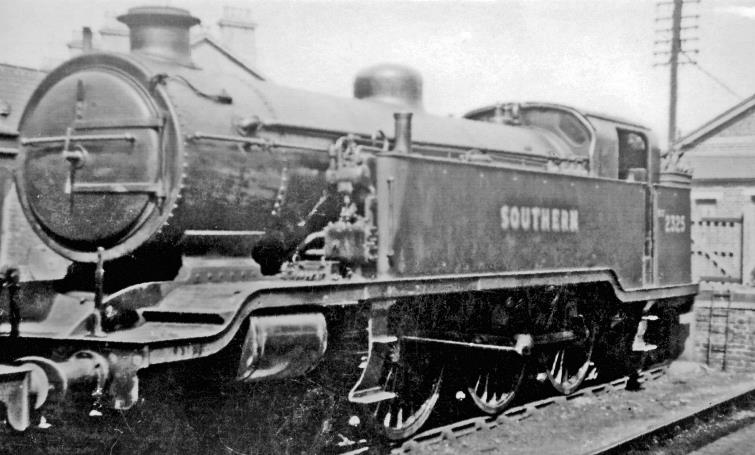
[553,349,565,384]
[542,314,597,395]
[371,349,442,440]
[465,352,526,415]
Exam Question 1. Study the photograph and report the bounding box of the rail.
[584,381,755,455]
[338,366,667,454]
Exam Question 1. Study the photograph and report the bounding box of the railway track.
[337,365,755,455]
[585,380,755,455]
[337,366,666,454]
[398,367,667,454]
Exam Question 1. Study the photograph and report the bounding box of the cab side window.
[618,130,648,181]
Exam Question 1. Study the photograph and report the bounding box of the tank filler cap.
[354,63,423,110]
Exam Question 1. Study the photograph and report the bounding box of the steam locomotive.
[0,5,695,443]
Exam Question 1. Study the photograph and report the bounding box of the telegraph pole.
[654,0,700,149]
[668,0,682,149]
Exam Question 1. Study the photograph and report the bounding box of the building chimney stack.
[217,6,257,67]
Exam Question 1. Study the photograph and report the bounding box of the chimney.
[217,6,257,67]
[117,6,200,66]
[82,27,93,52]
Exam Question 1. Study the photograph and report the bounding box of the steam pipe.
[393,112,413,154]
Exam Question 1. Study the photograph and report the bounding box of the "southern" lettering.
[500,205,579,233]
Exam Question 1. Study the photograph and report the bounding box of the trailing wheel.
[371,341,443,440]
[464,351,526,414]
[539,302,598,395]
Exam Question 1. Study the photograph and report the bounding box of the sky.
[2,0,755,148]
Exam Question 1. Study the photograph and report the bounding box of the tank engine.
[0,5,695,443]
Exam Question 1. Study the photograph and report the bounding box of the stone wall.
[694,287,755,372]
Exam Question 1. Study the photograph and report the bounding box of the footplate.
[0,365,32,431]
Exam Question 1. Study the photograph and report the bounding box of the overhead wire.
[680,50,743,100]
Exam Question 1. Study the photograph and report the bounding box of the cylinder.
[237,313,327,382]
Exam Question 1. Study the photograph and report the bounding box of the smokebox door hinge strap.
[73,116,164,130]
[21,124,167,198]
[20,132,136,147]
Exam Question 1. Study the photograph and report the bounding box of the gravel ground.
[0,358,354,455]
[687,417,755,455]
[415,362,755,455]
[0,360,745,455]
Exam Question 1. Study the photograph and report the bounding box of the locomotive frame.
[0,5,696,443]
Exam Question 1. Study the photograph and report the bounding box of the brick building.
[0,63,68,280]
[678,94,755,371]
[679,94,755,286]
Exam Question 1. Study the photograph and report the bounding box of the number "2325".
[664,214,686,233]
